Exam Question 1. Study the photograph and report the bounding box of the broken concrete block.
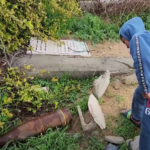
[121,74,138,85]
[130,136,140,150]
[77,105,97,132]
[93,70,110,99]
[105,143,118,150]
[105,136,125,144]
[88,94,106,129]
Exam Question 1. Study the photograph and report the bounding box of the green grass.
[31,74,98,115]
[0,74,141,150]
[113,115,140,140]
[69,11,150,44]
[119,143,132,150]
[1,128,82,150]
[1,118,137,150]
[1,128,105,150]
[71,13,119,44]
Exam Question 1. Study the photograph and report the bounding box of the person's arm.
[130,34,150,98]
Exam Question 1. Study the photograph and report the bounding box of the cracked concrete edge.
[12,55,134,78]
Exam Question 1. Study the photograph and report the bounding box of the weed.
[119,143,131,150]
[115,95,125,102]
[71,13,119,44]
[32,74,93,110]
[98,97,103,105]
[87,137,105,150]
[105,92,125,102]
[113,115,140,140]
[106,120,112,130]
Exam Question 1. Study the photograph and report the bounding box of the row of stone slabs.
[27,37,91,57]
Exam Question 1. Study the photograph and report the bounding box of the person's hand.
[143,93,150,99]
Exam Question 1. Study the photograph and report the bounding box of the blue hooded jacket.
[119,17,150,94]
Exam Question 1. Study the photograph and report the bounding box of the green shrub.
[42,0,82,39]
[70,11,150,44]
[0,0,81,53]
[0,0,46,52]
[0,66,49,135]
[71,13,119,44]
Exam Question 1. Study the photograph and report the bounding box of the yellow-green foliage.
[42,0,82,39]
[0,67,48,132]
[0,0,46,52]
[3,67,46,109]
[0,0,81,53]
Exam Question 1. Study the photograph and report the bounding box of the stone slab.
[13,55,134,78]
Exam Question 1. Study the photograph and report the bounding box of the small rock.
[105,136,125,144]
[121,74,138,85]
[17,109,21,113]
[92,130,99,137]
[105,143,118,150]
[113,79,121,90]
[130,136,140,150]
[41,87,49,92]
[109,46,113,50]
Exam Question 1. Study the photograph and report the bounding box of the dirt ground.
[70,78,138,136]
[87,41,131,58]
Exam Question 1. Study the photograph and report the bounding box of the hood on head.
[119,17,145,41]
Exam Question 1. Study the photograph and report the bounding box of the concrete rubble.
[77,105,97,132]
[126,136,140,150]
[121,74,138,85]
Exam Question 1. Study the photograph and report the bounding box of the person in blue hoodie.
[119,17,150,150]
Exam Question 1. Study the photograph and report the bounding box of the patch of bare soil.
[87,41,131,58]
[101,81,137,135]
[69,79,137,137]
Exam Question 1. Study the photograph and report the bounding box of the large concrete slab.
[13,55,134,78]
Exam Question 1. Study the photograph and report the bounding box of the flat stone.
[121,74,138,85]
[105,136,125,144]
[105,143,118,150]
